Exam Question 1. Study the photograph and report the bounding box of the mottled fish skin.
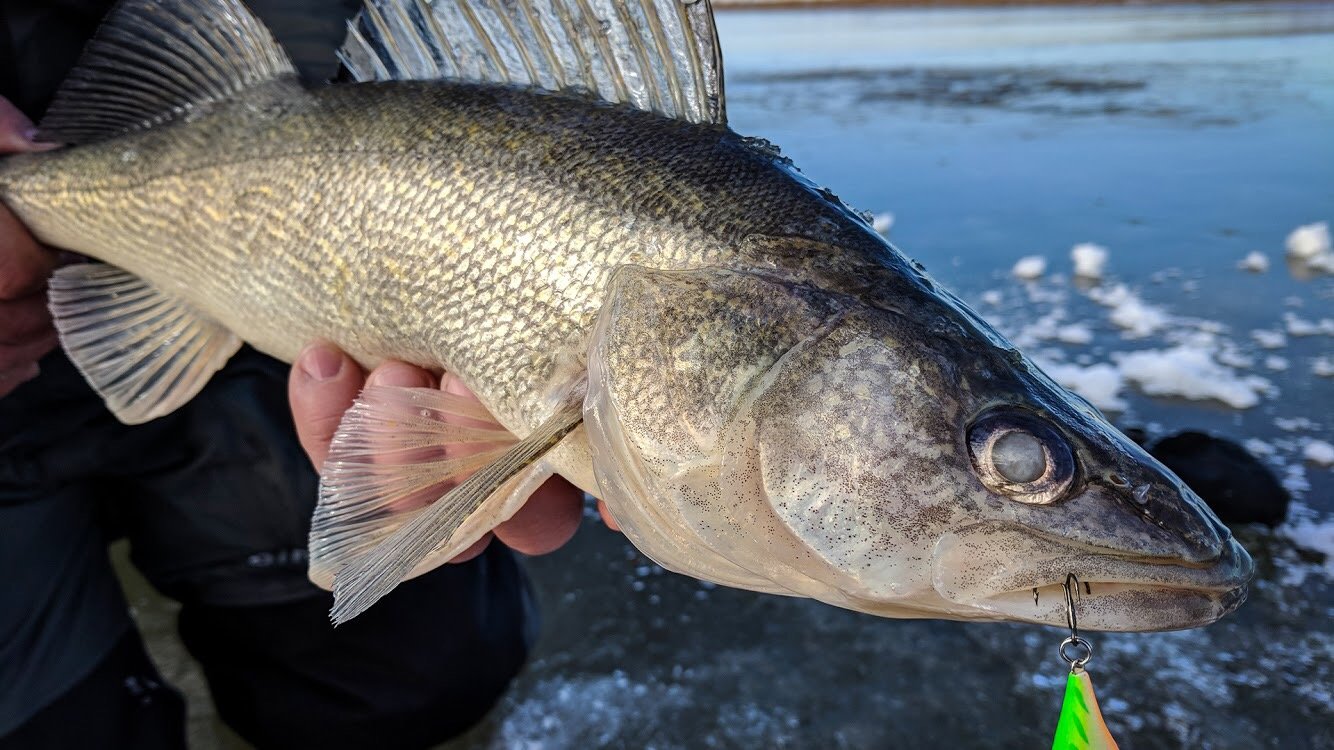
[3,78,890,425]
[0,70,1252,630]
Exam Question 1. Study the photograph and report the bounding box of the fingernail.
[299,343,344,381]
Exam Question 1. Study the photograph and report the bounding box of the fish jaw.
[930,522,1252,632]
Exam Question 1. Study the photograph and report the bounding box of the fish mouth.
[932,524,1253,632]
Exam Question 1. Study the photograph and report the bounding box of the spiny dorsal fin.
[39,0,296,144]
[340,0,726,125]
[48,263,242,425]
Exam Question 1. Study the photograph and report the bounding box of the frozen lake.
[135,3,1334,748]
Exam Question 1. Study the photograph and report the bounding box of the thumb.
[289,341,364,471]
[0,97,59,154]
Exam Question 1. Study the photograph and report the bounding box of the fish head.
[586,264,1252,632]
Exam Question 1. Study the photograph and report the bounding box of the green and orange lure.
[1051,574,1120,750]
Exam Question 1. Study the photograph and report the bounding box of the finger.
[597,499,621,532]
[449,533,494,564]
[0,98,59,153]
[0,330,58,371]
[0,205,57,300]
[289,341,363,471]
[493,474,583,556]
[365,360,435,390]
[0,361,41,398]
[0,292,52,344]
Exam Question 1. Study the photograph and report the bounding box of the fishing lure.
[1051,574,1120,750]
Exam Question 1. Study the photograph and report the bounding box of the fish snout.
[1124,477,1230,564]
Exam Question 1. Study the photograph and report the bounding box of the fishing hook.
[1058,573,1093,673]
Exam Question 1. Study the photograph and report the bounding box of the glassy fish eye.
[967,409,1075,504]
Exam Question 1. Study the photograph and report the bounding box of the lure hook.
[1058,573,1093,673]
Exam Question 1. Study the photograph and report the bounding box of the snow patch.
[1304,440,1334,467]
[1251,329,1286,349]
[1088,283,1167,338]
[1283,312,1334,337]
[1285,221,1330,259]
[1236,251,1269,272]
[1071,242,1109,279]
[1036,360,1127,412]
[1114,345,1271,409]
[1012,255,1046,280]
[1281,516,1334,577]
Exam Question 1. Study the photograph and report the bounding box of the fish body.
[0,0,1251,630]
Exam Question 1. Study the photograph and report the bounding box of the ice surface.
[1071,242,1109,279]
[1012,255,1046,280]
[1114,346,1272,409]
[1237,251,1270,273]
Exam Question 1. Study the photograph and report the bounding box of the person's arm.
[0,97,60,398]
[289,341,618,561]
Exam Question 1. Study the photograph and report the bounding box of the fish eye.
[967,409,1075,504]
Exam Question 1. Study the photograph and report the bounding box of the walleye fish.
[0,0,1251,630]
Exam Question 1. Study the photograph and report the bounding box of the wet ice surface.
[445,5,1334,750]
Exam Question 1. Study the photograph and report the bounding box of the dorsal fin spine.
[515,1,566,90]
[488,3,544,87]
[641,1,687,116]
[39,0,296,144]
[457,2,510,83]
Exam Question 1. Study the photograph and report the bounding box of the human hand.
[290,341,618,564]
[0,97,61,397]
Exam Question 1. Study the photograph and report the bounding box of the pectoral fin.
[308,385,520,590]
[48,263,241,424]
[327,387,585,624]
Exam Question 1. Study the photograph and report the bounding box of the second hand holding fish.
[289,341,594,560]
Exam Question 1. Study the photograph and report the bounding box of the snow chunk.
[1264,356,1289,371]
[1286,222,1330,259]
[1251,330,1286,349]
[1282,517,1334,576]
[872,212,894,234]
[1087,284,1167,338]
[980,289,1003,306]
[1012,255,1046,280]
[1304,440,1334,467]
[1037,360,1127,412]
[1056,324,1094,345]
[1283,312,1334,337]
[1275,417,1317,432]
[1309,253,1334,273]
[1236,251,1269,273]
[1109,296,1167,337]
[1071,243,1109,279]
[1313,356,1334,377]
[1114,346,1271,409]
[1243,438,1275,457]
